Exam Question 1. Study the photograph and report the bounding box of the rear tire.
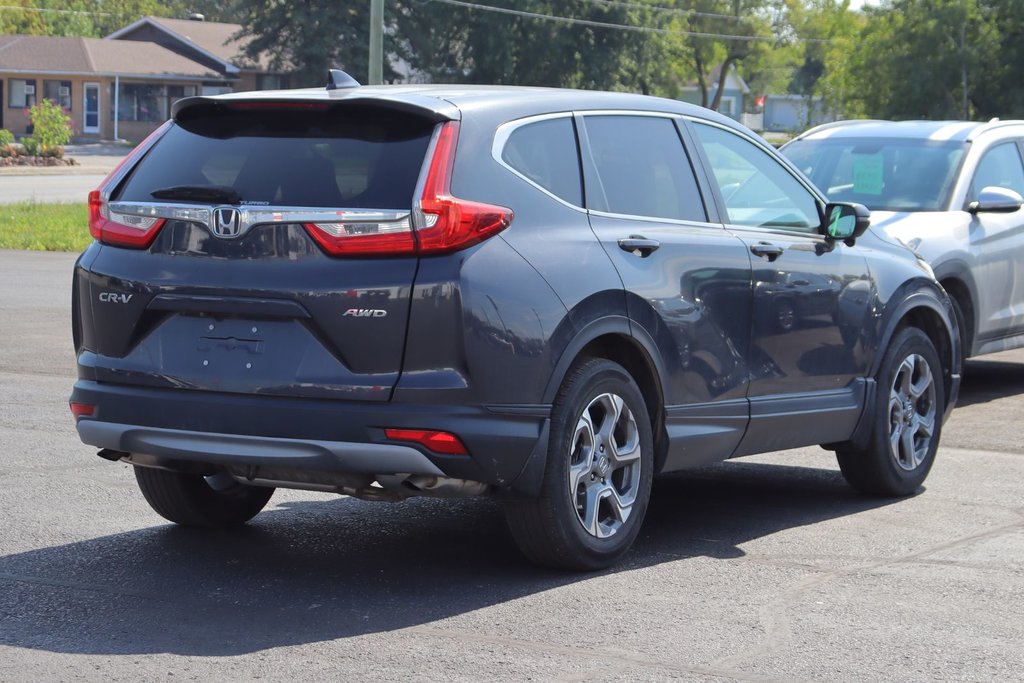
[837,327,944,496]
[504,358,654,570]
[134,466,274,527]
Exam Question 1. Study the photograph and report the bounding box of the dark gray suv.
[71,77,961,569]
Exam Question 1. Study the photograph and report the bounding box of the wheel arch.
[874,288,962,417]
[933,266,977,357]
[542,317,670,473]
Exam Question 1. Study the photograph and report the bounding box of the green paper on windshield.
[852,153,884,195]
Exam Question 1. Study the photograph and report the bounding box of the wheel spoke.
[896,357,915,398]
[594,393,624,445]
[915,411,935,439]
[604,484,634,527]
[579,483,605,537]
[889,420,903,460]
[900,422,916,467]
[909,359,933,399]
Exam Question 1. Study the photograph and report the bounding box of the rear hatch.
[79,101,440,401]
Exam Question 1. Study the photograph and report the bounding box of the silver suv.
[783,120,1024,359]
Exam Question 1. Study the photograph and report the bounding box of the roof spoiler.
[326,69,360,91]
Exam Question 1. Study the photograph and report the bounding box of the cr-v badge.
[98,292,133,303]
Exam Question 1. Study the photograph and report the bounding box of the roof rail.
[326,69,360,91]
[791,119,885,141]
[966,118,1024,141]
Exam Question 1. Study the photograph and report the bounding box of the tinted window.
[694,122,820,231]
[501,117,582,206]
[970,142,1024,198]
[784,137,966,212]
[117,107,435,209]
[585,115,706,221]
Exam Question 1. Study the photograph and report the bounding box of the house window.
[8,79,36,108]
[110,84,197,122]
[43,80,72,110]
[256,74,288,90]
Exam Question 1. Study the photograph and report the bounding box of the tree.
[826,0,998,120]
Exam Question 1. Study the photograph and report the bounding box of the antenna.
[326,69,361,91]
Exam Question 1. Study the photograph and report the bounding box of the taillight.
[304,121,513,257]
[384,428,469,456]
[415,121,514,254]
[89,190,166,249]
[89,121,171,249]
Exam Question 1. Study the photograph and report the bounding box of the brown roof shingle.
[143,16,274,71]
[0,34,224,79]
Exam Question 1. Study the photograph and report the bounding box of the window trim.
[491,112,587,213]
[684,116,828,238]
[575,110,716,226]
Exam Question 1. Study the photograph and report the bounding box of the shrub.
[0,144,19,158]
[21,137,40,156]
[0,129,13,146]
[28,99,73,156]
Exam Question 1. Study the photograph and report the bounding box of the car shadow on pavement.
[0,460,900,657]
[957,358,1024,407]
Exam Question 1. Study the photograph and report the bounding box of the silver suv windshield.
[784,137,967,212]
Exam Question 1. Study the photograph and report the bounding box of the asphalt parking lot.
[0,248,1021,681]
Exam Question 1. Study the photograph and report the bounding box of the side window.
[584,115,706,222]
[501,117,582,206]
[693,122,820,232]
[970,142,1024,198]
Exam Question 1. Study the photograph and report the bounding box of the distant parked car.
[71,79,961,570]
[783,119,1024,360]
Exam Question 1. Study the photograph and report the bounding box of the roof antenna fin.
[327,69,361,91]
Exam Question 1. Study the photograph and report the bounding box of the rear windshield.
[116,105,436,209]
[783,137,967,212]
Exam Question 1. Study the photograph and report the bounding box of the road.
[0,249,1022,681]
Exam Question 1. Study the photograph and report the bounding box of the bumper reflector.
[70,402,95,421]
[384,428,468,456]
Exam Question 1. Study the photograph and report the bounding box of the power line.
[0,4,114,16]
[580,0,754,24]
[426,0,832,43]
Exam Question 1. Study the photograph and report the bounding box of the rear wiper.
[151,185,242,204]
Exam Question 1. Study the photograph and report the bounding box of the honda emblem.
[212,207,242,238]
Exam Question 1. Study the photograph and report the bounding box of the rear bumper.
[71,380,549,489]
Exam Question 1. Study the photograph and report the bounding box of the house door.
[83,83,100,134]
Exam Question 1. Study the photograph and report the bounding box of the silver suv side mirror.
[968,186,1024,214]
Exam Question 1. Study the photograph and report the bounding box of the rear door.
[81,103,439,401]
[578,113,753,469]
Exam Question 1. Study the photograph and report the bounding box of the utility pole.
[369,0,384,85]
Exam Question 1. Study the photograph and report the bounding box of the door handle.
[750,242,784,262]
[618,236,660,257]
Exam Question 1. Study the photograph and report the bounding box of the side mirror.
[824,202,871,246]
[967,186,1023,213]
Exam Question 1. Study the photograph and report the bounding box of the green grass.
[0,201,90,251]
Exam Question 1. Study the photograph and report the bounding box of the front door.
[688,120,873,455]
[578,113,753,469]
[83,83,100,134]
[964,141,1024,350]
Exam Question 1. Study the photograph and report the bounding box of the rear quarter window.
[116,106,436,209]
[500,117,582,206]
